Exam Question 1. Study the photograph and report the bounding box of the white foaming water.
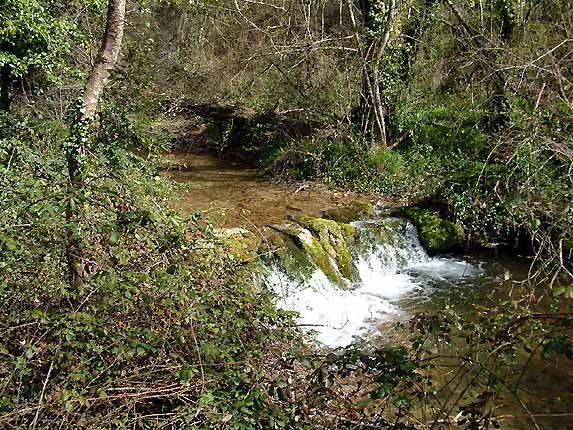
[263,218,483,348]
[266,269,403,347]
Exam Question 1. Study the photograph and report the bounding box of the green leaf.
[110,231,119,244]
[532,218,541,231]
[1,236,17,251]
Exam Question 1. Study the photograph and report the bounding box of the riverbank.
[2,111,571,429]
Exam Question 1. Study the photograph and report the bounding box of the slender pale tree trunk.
[66,0,126,287]
[83,0,126,119]
[353,0,396,150]
[370,0,396,150]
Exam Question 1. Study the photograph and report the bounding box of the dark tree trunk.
[486,77,509,131]
[1,65,11,111]
[484,0,515,131]
[65,112,89,288]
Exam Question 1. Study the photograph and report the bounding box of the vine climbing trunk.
[371,0,396,150]
[65,0,126,287]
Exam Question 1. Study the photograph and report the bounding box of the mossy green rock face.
[269,223,342,284]
[403,208,464,254]
[303,217,356,280]
[268,218,357,286]
[273,238,316,282]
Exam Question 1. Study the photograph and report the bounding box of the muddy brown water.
[162,150,573,430]
[161,149,376,228]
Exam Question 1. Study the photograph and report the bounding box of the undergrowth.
[0,111,307,429]
[2,106,572,429]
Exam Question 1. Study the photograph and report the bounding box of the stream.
[163,150,573,430]
[263,217,487,347]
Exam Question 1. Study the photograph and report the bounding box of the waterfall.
[262,218,482,348]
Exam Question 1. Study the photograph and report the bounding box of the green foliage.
[0,0,79,97]
[264,130,375,191]
[96,102,173,155]
[0,111,304,429]
[1,0,572,428]
[363,0,393,37]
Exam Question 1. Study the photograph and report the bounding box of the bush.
[0,112,305,429]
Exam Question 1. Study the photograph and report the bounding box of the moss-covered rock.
[349,198,375,217]
[303,217,356,280]
[268,222,347,285]
[322,206,357,224]
[340,223,356,244]
[403,208,464,254]
[351,219,394,254]
[273,238,316,282]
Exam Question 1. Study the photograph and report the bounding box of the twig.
[534,82,546,111]
[31,361,54,430]
[496,412,573,420]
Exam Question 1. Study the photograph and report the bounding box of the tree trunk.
[66,0,126,288]
[358,0,396,150]
[1,65,11,111]
[82,0,126,119]
[444,0,509,131]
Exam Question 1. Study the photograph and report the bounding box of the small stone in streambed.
[286,205,303,212]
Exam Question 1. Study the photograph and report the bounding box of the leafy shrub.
[0,112,306,429]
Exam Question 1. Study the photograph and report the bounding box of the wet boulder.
[402,208,464,254]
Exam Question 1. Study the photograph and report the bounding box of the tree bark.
[66,0,126,288]
[371,0,396,149]
[1,65,11,111]
[357,0,396,150]
[82,0,126,119]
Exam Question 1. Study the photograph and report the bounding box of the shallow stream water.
[162,150,369,227]
[163,150,573,430]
